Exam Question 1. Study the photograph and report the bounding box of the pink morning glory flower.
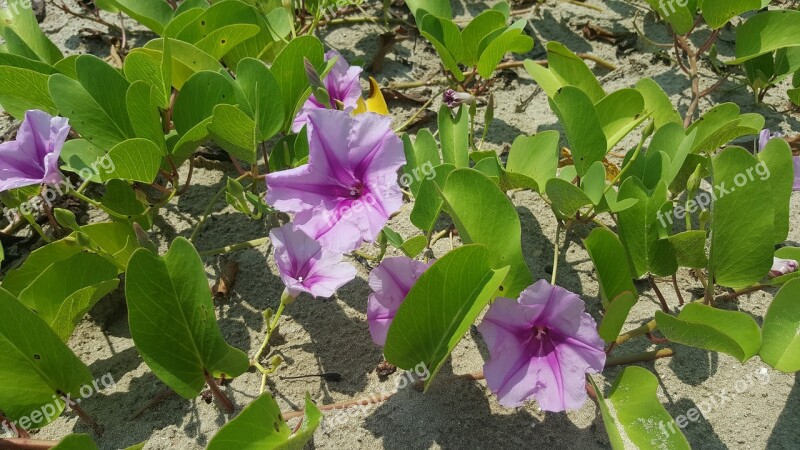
[270,223,357,298]
[292,50,363,133]
[758,129,783,151]
[265,109,405,253]
[477,280,606,412]
[793,156,800,191]
[0,110,69,192]
[367,256,434,346]
[769,257,798,278]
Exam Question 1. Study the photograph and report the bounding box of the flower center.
[349,182,364,199]
[533,326,548,340]
[297,276,305,283]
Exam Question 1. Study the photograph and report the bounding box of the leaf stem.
[605,348,674,367]
[203,371,235,413]
[551,222,562,285]
[648,275,670,312]
[615,319,657,345]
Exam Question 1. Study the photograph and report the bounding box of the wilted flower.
[758,129,784,151]
[769,257,798,278]
[367,257,434,346]
[270,223,357,298]
[266,109,405,253]
[477,280,606,412]
[0,110,69,192]
[292,50,363,132]
[443,89,475,109]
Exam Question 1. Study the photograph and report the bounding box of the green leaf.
[546,42,605,103]
[76,55,135,137]
[405,0,452,20]
[52,434,100,450]
[460,10,506,66]
[730,10,800,64]
[438,105,469,168]
[710,147,774,289]
[49,74,128,150]
[173,70,236,135]
[18,252,118,339]
[1,241,83,296]
[545,177,593,219]
[402,130,441,196]
[59,140,106,183]
[760,278,800,372]
[0,288,93,428]
[100,139,163,184]
[667,230,708,268]
[616,179,677,278]
[399,235,428,258]
[123,48,171,109]
[101,179,148,217]
[757,138,793,244]
[208,104,258,163]
[170,118,212,161]
[104,0,174,34]
[476,24,533,79]
[0,66,57,119]
[143,38,223,90]
[409,163,454,234]
[702,0,762,29]
[441,169,532,297]
[125,238,249,398]
[126,81,167,153]
[635,78,682,129]
[598,292,638,344]
[419,15,464,81]
[0,0,63,64]
[550,86,607,176]
[195,24,261,60]
[656,303,762,362]
[584,228,638,308]
[504,131,559,194]
[271,35,324,131]
[643,0,696,35]
[236,58,284,142]
[595,88,646,150]
[593,367,691,450]
[384,245,509,390]
[686,103,763,153]
[208,393,322,450]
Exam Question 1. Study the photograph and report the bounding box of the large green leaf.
[546,42,605,103]
[440,169,532,296]
[550,86,607,176]
[409,163,454,234]
[384,245,509,390]
[701,0,761,29]
[757,138,793,244]
[405,0,452,20]
[52,434,100,450]
[656,303,761,362]
[127,81,167,153]
[476,22,533,79]
[123,47,172,109]
[584,228,638,308]
[438,104,469,168]
[545,177,593,219]
[76,55,135,137]
[730,10,800,64]
[173,71,236,135]
[504,131,559,194]
[0,289,93,428]
[760,278,800,372]
[100,138,163,183]
[643,0,696,35]
[635,78,682,129]
[125,238,249,398]
[207,393,321,450]
[236,58,284,142]
[270,36,324,131]
[104,0,175,34]
[419,15,464,80]
[595,88,646,150]
[460,10,506,66]
[0,0,63,64]
[143,38,223,90]
[616,179,677,278]
[18,252,119,341]
[0,66,57,119]
[710,147,774,289]
[593,367,691,450]
[208,104,258,163]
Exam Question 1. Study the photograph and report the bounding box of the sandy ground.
[1,0,799,449]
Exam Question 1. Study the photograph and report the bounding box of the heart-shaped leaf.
[760,278,800,372]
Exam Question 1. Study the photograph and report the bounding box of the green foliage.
[760,278,800,372]
[125,238,249,398]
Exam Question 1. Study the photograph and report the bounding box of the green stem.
[616,319,657,345]
[551,222,562,286]
[67,186,129,220]
[198,237,270,257]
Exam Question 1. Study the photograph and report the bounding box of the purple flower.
[292,50,363,133]
[270,223,357,298]
[0,110,69,192]
[769,257,798,278]
[367,256,434,346]
[477,280,606,411]
[793,156,800,191]
[758,129,784,151]
[442,89,475,109]
[266,109,405,253]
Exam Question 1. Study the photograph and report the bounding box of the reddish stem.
[204,372,235,413]
[0,438,58,450]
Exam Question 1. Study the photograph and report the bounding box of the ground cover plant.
[0,0,799,448]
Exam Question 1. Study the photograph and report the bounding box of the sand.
[1,0,798,449]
